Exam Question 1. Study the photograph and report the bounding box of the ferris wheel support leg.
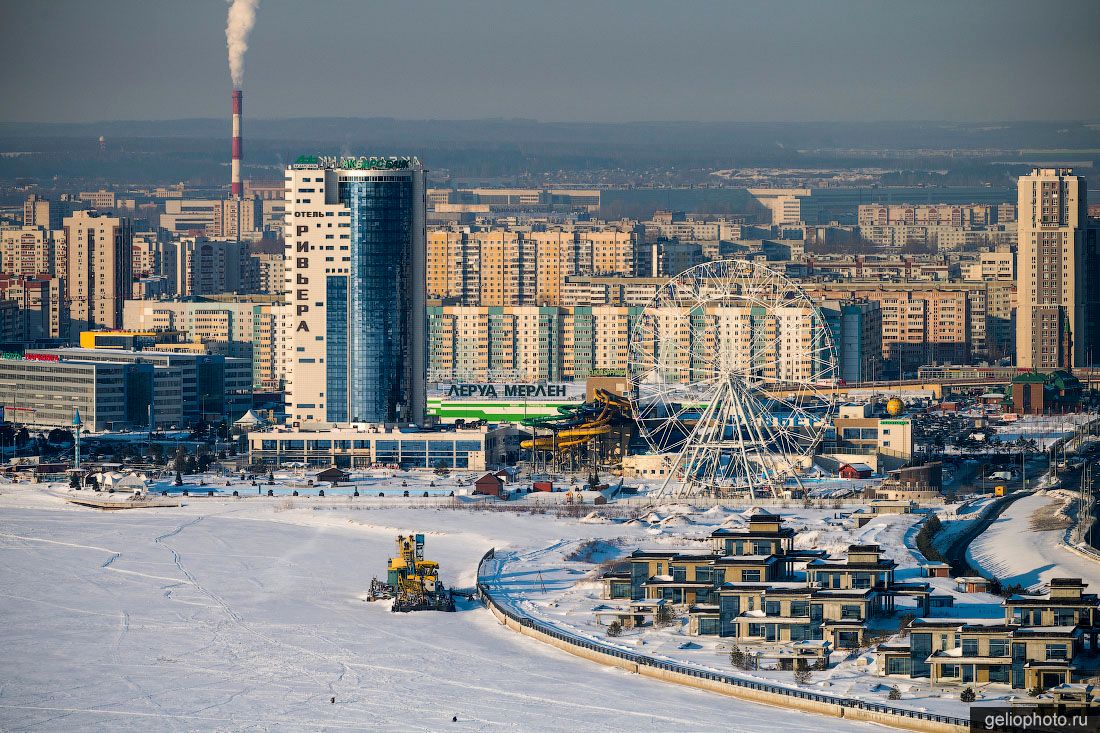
[724,379,763,498]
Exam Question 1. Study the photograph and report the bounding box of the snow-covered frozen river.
[0,488,882,732]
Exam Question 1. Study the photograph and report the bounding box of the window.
[941,664,960,678]
[1045,644,1068,661]
[671,566,686,582]
[742,570,761,583]
[790,600,809,617]
[961,639,978,657]
[764,601,781,617]
[887,657,912,675]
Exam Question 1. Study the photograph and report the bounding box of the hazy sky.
[3,0,1099,124]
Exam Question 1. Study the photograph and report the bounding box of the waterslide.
[519,389,630,452]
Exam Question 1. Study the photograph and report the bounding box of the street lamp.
[72,407,83,470]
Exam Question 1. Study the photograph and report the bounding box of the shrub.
[606,620,622,637]
[960,686,976,703]
[654,603,677,627]
[793,668,812,686]
[729,644,744,668]
[1027,685,1043,698]
[888,686,902,700]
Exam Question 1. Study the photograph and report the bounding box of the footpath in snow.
[0,484,891,732]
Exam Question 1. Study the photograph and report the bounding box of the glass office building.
[283,157,427,427]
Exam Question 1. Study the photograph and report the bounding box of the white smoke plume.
[226,0,260,88]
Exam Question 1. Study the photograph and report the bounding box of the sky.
[2,0,1099,124]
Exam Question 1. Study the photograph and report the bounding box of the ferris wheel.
[627,260,839,499]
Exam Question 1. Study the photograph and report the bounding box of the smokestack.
[232,89,243,198]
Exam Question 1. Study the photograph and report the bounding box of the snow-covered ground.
[480,506,1014,718]
[967,490,1100,591]
[0,484,890,732]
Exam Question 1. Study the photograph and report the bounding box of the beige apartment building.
[0,226,55,276]
[0,274,64,339]
[1016,168,1096,369]
[173,238,249,296]
[160,197,261,241]
[123,296,279,390]
[426,224,637,307]
[429,301,829,385]
[63,210,132,339]
[801,283,972,377]
[857,203,1011,227]
[964,247,1015,282]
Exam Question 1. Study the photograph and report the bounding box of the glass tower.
[332,169,426,424]
[283,158,427,428]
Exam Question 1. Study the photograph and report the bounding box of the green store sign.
[293,155,418,170]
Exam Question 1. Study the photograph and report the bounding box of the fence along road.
[475,548,969,733]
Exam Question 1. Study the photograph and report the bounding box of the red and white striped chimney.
[231,89,243,197]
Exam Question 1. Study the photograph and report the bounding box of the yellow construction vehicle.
[369,533,456,612]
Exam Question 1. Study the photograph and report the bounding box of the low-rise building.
[877,577,1100,690]
[610,513,928,650]
[246,423,515,470]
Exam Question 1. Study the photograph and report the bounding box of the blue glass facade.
[339,176,414,423]
[326,276,349,423]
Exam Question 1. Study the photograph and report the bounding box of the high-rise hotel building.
[1015,168,1098,369]
[280,156,427,428]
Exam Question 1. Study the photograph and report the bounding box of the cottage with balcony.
[876,578,1099,690]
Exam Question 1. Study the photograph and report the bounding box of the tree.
[149,444,163,464]
[888,686,902,700]
[606,620,622,637]
[793,667,812,686]
[653,603,676,628]
[174,446,187,473]
[960,686,976,703]
[15,427,30,448]
[729,644,745,669]
[174,469,183,486]
[69,473,80,488]
[48,428,74,445]
[433,459,450,477]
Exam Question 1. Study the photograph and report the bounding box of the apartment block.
[173,238,249,296]
[426,224,637,307]
[0,274,64,339]
[63,210,133,339]
[122,296,279,390]
[0,226,56,276]
[1016,168,1098,369]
